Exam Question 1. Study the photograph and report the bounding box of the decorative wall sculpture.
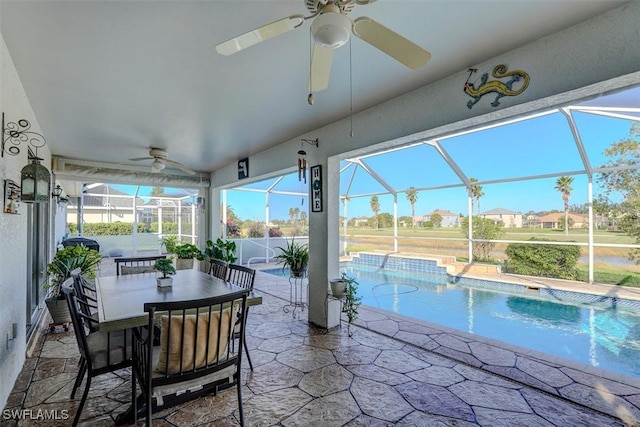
[464,64,530,109]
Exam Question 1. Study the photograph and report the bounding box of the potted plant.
[274,238,309,278]
[204,238,237,263]
[45,245,101,325]
[173,243,204,270]
[154,257,176,287]
[160,235,178,254]
[330,272,362,336]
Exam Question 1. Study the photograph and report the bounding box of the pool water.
[263,265,640,379]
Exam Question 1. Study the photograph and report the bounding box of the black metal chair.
[131,290,248,426]
[62,283,131,426]
[226,264,256,370]
[208,258,228,281]
[115,255,166,275]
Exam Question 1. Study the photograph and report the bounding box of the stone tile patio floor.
[4,267,640,426]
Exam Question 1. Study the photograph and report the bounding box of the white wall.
[0,33,52,408]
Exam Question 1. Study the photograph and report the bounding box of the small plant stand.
[283,273,307,319]
[324,292,345,332]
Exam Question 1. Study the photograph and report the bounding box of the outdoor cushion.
[155,307,236,374]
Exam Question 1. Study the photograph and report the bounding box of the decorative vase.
[157,277,173,288]
[330,279,347,297]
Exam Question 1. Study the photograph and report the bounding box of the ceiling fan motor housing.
[306,0,355,15]
[311,5,352,48]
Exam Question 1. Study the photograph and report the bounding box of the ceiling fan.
[215,0,431,92]
[129,148,196,175]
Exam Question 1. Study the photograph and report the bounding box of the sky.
[109,87,639,223]
[227,102,637,221]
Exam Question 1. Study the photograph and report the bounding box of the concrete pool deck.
[4,257,640,425]
[253,260,640,425]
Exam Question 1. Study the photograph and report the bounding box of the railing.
[246,243,277,267]
[235,236,309,266]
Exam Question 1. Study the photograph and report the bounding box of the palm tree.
[470,178,484,215]
[370,196,380,229]
[405,187,418,231]
[555,176,574,236]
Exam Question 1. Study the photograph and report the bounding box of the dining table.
[94,268,262,425]
[94,268,262,332]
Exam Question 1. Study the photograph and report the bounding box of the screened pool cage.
[229,86,640,284]
[61,86,640,283]
[63,184,203,258]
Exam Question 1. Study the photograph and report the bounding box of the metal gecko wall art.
[464,64,530,109]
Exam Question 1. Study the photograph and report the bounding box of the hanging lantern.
[21,156,51,203]
[297,149,307,183]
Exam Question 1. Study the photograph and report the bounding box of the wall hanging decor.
[2,112,47,157]
[4,179,21,214]
[310,164,322,212]
[2,113,52,203]
[463,65,530,109]
[238,157,249,180]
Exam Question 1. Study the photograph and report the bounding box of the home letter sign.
[310,165,322,212]
[238,158,249,180]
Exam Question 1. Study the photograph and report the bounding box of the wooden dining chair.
[226,264,256,370]
[131,290,249,427]
[62,283,132,426]
[208,258,228,281]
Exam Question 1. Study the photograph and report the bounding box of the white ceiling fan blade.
[309,44,333,92]
[216,15,305,56]
[165,159,196,175]
[352,16,431,70]
[129,156,154,161]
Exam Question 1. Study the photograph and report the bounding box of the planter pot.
[290,261,308,278]
[330,279,348,297]
[45,297,71,324]
[157,277,173,288]
[175,258,194,270]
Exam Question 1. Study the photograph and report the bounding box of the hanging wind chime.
[297,138,318,184]
[298,147,308,183]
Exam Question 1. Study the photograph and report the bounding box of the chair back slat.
[208,259,228,281]
[115,255,166,275]
[226,264,256,291]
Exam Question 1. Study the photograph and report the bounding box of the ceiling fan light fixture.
[152,158,166,171]
[311,12,351,48]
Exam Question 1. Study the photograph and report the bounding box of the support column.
[308,156,341,329]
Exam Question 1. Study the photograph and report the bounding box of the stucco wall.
[0,33,52,409]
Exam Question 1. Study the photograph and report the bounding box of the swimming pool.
[263,262,640,379]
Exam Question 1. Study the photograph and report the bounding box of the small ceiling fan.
[129,148,196,175]
[215,0,431,92]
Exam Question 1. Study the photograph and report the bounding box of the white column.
[308,157,341,329]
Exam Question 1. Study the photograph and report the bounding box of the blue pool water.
[263,265,640,379]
